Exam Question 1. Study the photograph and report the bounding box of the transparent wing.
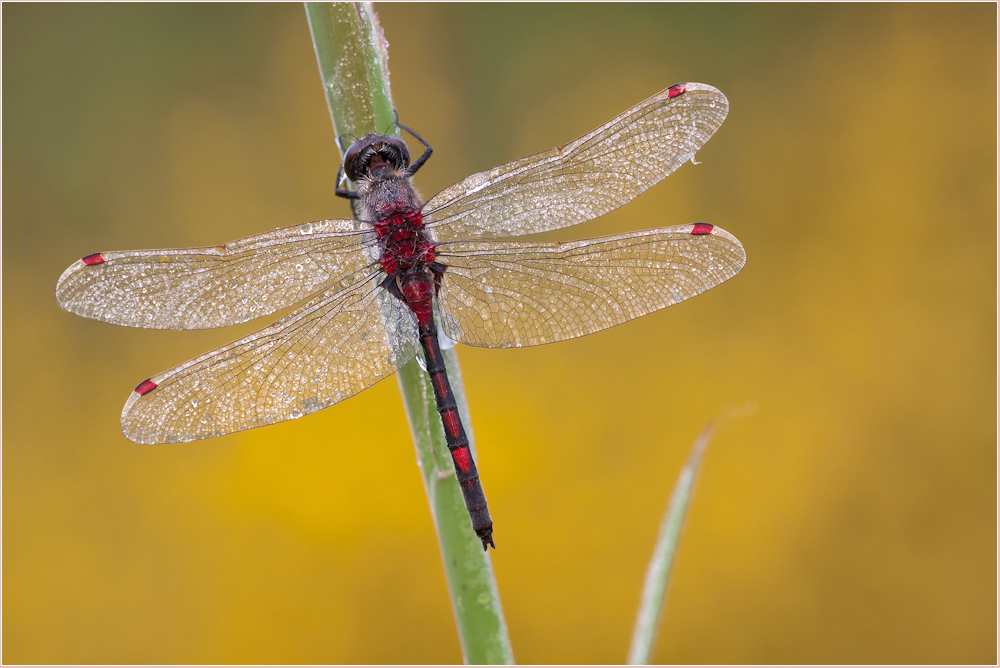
[434,224,745,348]
[423,83,728,240]
[121,274,419,444]
[56,219,376,330]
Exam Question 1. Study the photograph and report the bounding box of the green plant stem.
[628,422,715,664]
[304,3,513,664]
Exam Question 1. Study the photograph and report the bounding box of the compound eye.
[381,135,411,168]
[342,139,366,182]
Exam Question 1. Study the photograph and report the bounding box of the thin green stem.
[628,422,715,664]
[303,3,513,664]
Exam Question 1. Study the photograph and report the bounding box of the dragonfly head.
[343,134,411,182]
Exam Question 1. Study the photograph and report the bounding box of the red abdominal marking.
[134,379,158,396]
[442,410,461,439]
[667,83,687,98]
[81,253,106,266]
[452,446,471,474]
[691,223,715,235]
[432,373,449,398]
[400,278,435,327]
[422,337,441,366]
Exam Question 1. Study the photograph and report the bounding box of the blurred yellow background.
[3,3,995,664]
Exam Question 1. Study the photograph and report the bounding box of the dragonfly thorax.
[374,209,436,276]
[363,177,441,329]
[359,172,422,220]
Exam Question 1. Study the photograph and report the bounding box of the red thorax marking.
[134,379,158,396]
[377,210,435,277]
[691,223,714,235]
[82,253,106,266]
[373,209,423,238]
[667,83,687,99]
[452,446,471,474]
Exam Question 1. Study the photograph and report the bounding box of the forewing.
[434,224,745,348]
[121,275,418,444]
[423,83,728,240]
[56,219,376,330]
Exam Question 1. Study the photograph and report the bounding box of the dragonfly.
[56,82,746,550]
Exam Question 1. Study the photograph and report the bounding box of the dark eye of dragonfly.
[343,134,411,182]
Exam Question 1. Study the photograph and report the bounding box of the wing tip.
[120,397,146,444]
[689,223,747,273]
[665,82,729,116]
[690,221,738,242]
[55,261,85,311]
[121,379,165,444]
[55,253,109,311]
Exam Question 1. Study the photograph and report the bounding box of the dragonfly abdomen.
[418,323,495,550]
[359,159,496,548]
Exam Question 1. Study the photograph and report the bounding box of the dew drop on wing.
[300,222,314,235]
[290,408,303,419]
[463,172,491,195]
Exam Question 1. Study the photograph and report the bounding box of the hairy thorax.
[360,168,440,326]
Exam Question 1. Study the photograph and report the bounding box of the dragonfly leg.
[395,112,433,176]
[335,162,359,200]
